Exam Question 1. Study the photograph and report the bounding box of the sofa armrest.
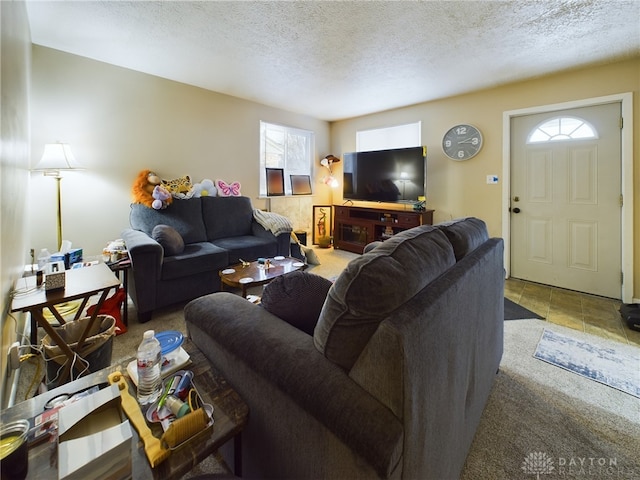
[122,228,163,271]
[185,293,403,478]
[121,228,163,312]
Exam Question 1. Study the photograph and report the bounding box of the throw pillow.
[261,271,332,335]
[152,224,185,256]
[436,217,488,261]
[301,245,321,265]
[314,225,456,370]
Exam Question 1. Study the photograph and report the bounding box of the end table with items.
[0,339,248,479]
[11,263,121,385]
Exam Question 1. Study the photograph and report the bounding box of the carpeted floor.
[462,320,640,479]
[12,247,640,479]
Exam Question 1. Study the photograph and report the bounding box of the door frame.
[501,92,634,303]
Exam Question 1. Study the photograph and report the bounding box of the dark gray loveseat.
[185,217,504,479]
[121,196,290,322]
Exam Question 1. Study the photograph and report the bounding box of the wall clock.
[442,124,483,161]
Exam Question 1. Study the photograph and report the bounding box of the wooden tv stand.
[333,205,434,254]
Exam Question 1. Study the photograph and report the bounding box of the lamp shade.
[33,143,83,171]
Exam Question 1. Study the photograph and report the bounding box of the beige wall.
[29,46,332,258]
[20,44,640,300]
[331,58,640,300]
[1,0,32,407]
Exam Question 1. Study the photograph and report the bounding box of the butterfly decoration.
[215,179,242,197]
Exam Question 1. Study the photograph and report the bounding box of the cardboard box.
[57,384,132,480]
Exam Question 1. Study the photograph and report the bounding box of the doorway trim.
[502,92,634,303]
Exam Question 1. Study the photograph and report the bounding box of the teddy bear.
[152,185,172,209]
[132,169,173,209]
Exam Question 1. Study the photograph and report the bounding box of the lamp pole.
[55,175,63,251]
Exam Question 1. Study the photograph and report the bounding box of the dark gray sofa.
[121,196,290,323]
[185,217,504,479]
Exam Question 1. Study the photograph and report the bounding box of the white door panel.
[511,103,621,299]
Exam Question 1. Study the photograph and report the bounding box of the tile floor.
[505,278,640,347]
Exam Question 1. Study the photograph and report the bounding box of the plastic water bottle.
[37,249,50,271]
[136,330,162,407]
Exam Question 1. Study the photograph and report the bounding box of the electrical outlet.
[9,342,20,370]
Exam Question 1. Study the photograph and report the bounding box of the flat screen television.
[342,146,426,203]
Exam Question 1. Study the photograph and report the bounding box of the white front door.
[510,102,622,299]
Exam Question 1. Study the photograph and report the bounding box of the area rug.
[534,328,640,398]
[504,297,544,320]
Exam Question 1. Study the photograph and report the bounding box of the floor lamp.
[33,143,83,251]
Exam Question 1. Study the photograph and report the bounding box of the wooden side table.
[11,263,121,385]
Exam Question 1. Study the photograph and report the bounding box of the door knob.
[513,207,521,214]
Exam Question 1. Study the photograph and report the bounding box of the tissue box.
[65,248,83,268]
[57,384,132,480]
[50,252,66,264]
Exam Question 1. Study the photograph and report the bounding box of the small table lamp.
[33,143,83,251]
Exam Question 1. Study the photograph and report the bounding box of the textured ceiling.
[26,0,640,121]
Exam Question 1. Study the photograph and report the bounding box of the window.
[260,121,314,196]
[356,122,421,152]
[527,116,597,143]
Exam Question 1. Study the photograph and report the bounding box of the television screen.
[343,146,426,203]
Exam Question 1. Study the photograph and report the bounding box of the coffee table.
[219,256,307,297]
[1,339,248,479]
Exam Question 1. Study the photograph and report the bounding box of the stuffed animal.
[132,170,173,208]
[192,178,217,197]
[162,175,194,199]
[215,179,241,197]
[152,185,172,209]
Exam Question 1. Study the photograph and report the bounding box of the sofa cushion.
[211,235,278,264]
[161,242,229,280]
[436,217,489,261]
[129,198,207,244]
[201,196,253,240]
[261,271,333,335]
[152,224,185,256]
[314,225,456,370]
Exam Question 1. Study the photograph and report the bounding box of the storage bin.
[42,315,116,388]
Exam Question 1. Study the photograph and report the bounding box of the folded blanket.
[253,209,293,236]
